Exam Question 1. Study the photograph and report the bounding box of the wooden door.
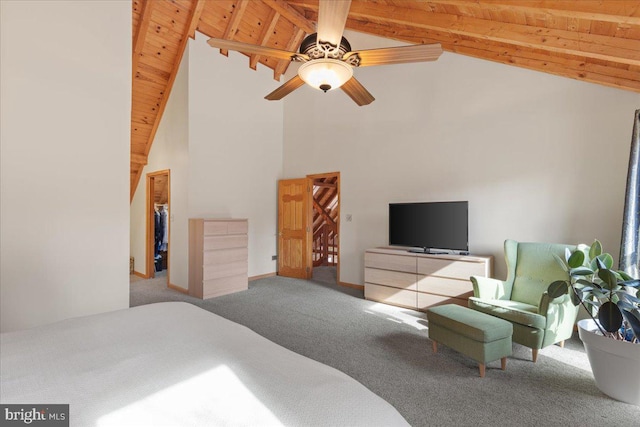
[278,178,312,279]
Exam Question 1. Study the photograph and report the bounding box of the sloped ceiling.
[131,0,640,200]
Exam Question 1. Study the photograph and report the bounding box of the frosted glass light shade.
[298,59,353,92]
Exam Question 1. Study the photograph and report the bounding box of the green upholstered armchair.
[468,240,580,362]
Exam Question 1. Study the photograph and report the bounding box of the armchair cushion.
[510,242,572,307]
[468,297,546,330]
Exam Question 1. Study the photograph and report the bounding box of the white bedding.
[0,302,408,426]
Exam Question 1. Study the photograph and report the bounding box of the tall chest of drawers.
[188,218,248,299]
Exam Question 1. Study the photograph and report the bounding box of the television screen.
[389,201,468,252]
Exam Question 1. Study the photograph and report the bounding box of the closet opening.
[146,170,170,284]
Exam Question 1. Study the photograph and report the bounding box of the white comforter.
[0,302,408,427]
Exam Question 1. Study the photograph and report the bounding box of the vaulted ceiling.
[131,0,640,200]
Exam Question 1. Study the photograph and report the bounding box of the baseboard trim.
[132,271,148,279]
[168,283,188,294]
[249,272,277,281]
[339,281,364,290]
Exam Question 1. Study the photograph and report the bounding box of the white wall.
[0,1,131,332]
[130,33,283,287]
[130,50,190,288]
[283,31,640,284]
[188,34,283,278]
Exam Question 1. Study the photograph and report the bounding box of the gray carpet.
[130,268,639,426]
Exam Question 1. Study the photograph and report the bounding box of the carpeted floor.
[130,268,639,426]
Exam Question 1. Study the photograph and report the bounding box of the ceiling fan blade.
[317,0,351,47]
[345,43,443,67]
[265,75,306,101]
[341,77,375,106]
[207,38,309,62]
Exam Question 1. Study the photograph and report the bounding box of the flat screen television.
[389,201,468,254]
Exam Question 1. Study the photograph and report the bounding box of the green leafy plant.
[547,240,640,343]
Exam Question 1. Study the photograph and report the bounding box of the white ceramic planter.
[578,319,640,406]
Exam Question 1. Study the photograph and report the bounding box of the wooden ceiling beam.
[356,18,639,90]
[313,199,337,226]
[416,1,640,26]
[262,0,316,34]
[273,28,306,80]
[346,18,640,93]
[315,188,331,206]
[220,0,250,56]
[187,0,206,39]
[297,1,640,67]
[132,0,154,76]
[319,194,337,212]
[288,0,640,25]
[131,153,148,165]
[249,10,280,70]
[316,187,337,210]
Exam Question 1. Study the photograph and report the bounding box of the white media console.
[364,247,493,310]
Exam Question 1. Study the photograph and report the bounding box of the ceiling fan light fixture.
[298,59,353,92]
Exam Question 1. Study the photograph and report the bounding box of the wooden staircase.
[311,175,339,266]
[313,223,337,266]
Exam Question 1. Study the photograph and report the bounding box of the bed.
[0,302,408,426]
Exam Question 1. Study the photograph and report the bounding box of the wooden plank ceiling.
[131,0,640,200]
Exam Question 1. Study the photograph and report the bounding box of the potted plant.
[547,240,640,405]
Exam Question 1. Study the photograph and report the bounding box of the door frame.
[307,171,340,283]
[146,169,170,285]
[277,172,341,283]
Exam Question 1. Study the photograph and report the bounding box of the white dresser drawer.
[417,257,486,280]
[416,275,473,297]
[364,283,417,309]
[203,220,248,236]
[203,260,248,281]
[365,252,416,273]
[203,247,248,266]
[202,274,248,299]
[365,268,417,290]
[204,234,248,250]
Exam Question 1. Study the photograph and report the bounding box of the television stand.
[364,247,493,311]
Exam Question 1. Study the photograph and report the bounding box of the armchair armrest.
[538,292,579,342]
[538,292,571,317]
[470,276,511,300]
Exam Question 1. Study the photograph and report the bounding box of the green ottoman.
[426,304,513,377]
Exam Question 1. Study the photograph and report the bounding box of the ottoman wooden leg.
[501,357,507,371]
[432,341,438,353]
[479,363,485,378]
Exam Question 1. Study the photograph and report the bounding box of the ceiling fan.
[207,0,443,106]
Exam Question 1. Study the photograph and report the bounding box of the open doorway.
[309,173,339,282]
[146,170,170,285]
[277,172,340,284]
